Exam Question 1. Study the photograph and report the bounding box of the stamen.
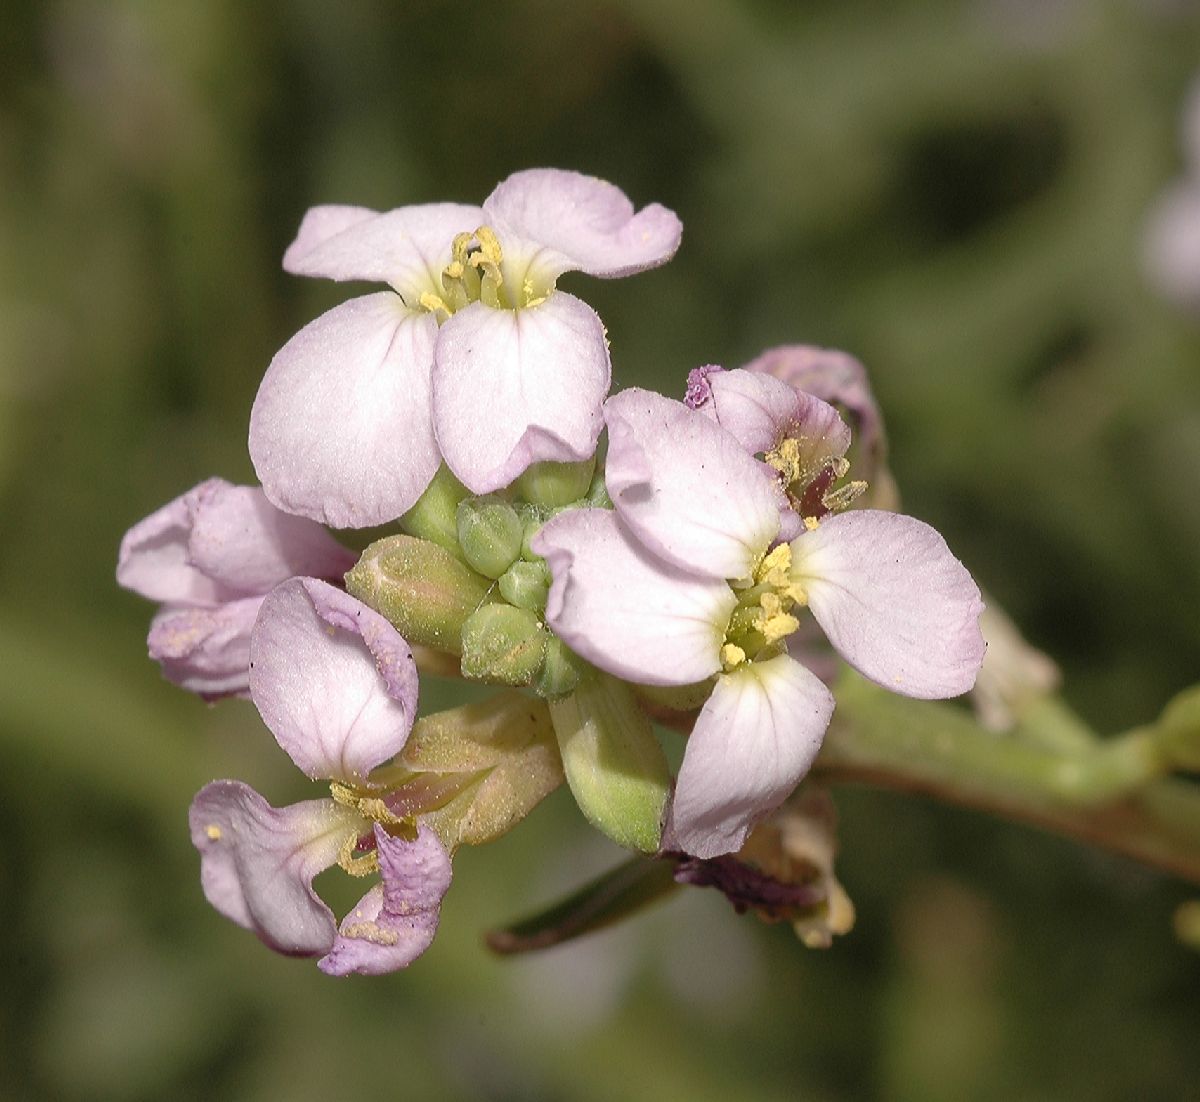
[721,642,747,671]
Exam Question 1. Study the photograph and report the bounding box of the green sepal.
[548,668,671,853]
[533,636,585,698]
[346,534,492,655]
[460,604,548,685]
[401,465,469,554]
[515,458,595,508]
[497,558,550,612]
[486,855,679,954]
[456,495,524,579]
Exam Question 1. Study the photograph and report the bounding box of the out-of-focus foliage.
[2,1,1199,1099]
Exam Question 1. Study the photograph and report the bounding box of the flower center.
[765,436,868,522]
[419,225,552,318]
[720,544,808,672]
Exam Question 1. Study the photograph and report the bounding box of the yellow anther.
[205,824,222,841]
[419,291,451,317]
[721,642,747,670]
[757,543,793,588]
[473,225,504,265]
[337,833,380,877]
[804,515,820,531]
[757,610,801,646]
[444,260,465,280]
[765,437,803,484]
[451,231,474,266]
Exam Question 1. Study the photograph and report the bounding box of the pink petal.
[433,293,608,493]
[249,578,419,783]
[684,365,802,456]
[792,510,986,699]
[187,484,355,594]
[604,388,783,581]
[283,202,484,298]
[249,293,441,528]
[147,597,262,700]
[318,824,451,976]
[670,655,835,859]
[117,478,239,604]
[533,507,734,686]
[1144,183,1200,310]
[189,781,361,956]
[483,168,682,283]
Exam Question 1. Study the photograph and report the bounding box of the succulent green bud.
[548,668,671,853]
[534,636,585,698]
[498,558,550,612]
[457,495,524,579]
[346,534,492,654]
[460,604,548,685]
[1159,685,1200,771]
[516,458,596,508]
[586,468,613,509]
[401,465,469,555]
[519,508,547,562]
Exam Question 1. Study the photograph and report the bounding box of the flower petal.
[249,293,441,528]
[433,293,608,493]
[318,823,451,976]
[533,508,734,686]
[684,365,802,456]
[483,168,682,283]
[604,388,783,581]
[791,511,986,698]
[189,781,361,956]
[670,655,835,859]
[187,484,355,594]
[283,202,484,297]
[249,578,419,783]
[117,479,239,604]
[147,597,262,700]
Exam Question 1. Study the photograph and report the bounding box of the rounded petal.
[483,168,682,282]
[433,293,608,493]
[792,511,986,699]
[249,578,419,783]
[117,478,238,604]
[318,824,451,976]
[188,484,356,594]
[670,655,835,859]
[189,781,362,956]
[249,293,441,528]
[533,508,734,686]
[604,388,782,581]
[147,597,262,700]
[283,202,484,297]
[684,365,803,456]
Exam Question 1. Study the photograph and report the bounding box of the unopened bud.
[346,534,492,654]
[534,636,585,698]
[400,465,470,555]
[516,458,595,508]
[548,669,670,853]
[457,495,523,579]
[498,559,550,612]
[460,604,548,685]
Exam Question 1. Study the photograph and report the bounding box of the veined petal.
[249,293,441,528]
[117,478,238,605]
[249,578,419,784]
[318,824,451,976]
[533,508,734,686]
[483,168,682,284]
[188,484,355,594]
[283,202,483,298]
[792,511,986,699]
[684,366,802,456]
[147,597,262,700]
[670,655,834,859]
[189,781,361,957]
[604,388,782,582]
[433,293,608,493]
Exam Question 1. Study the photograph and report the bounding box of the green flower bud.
[460,604,548,685]
[498,559,550,612]
[516,458,595,508]
[534,636,585,698]
[401,465,470,554]
[548,668,671,853]
[457,495,524,579]
[586,467,612,508]
[346,534,492,654]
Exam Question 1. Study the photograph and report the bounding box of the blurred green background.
[3,1,1200,1098]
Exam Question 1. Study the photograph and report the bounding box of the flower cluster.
[119,169,985,974]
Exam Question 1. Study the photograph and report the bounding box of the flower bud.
[534,636,585,698]
[460,604,548,685]
[401,465,470,554]
[548,669,670,853]
[498,559,550,612]
[346,534,492,654]
[457,495,524,579]
[516,458,596,508]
